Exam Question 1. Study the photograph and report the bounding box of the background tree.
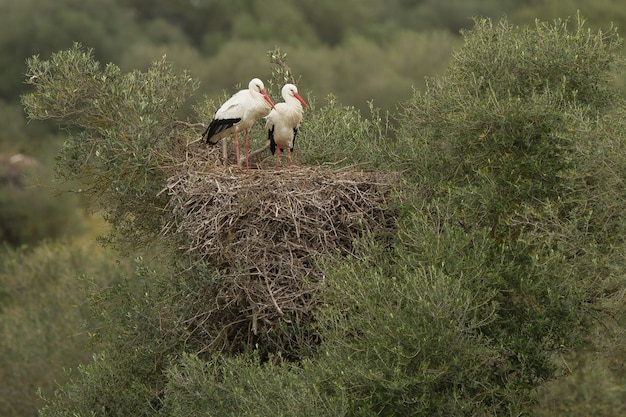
[0,0,135,102]
[0,239,135,417]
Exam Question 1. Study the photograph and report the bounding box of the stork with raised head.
[202,78,275,170]
[265,83,309,171]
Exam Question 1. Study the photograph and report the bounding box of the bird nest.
[161,141,396,338]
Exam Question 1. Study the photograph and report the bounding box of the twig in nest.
[246,142,270,162]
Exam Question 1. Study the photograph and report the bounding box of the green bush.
[296,95,391,169]
[38,258,177,417]
[0,240,132,417]
[22,44,199,252]
[161,353,344,417]
[390,15,626,413]
[314,232,519,416]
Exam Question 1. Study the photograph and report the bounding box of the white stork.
[265,83,309,171]
[202,78,275,170]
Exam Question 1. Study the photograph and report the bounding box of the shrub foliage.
[392,16,626,412]
[22,43,199,251]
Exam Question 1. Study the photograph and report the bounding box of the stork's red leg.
[234,128,240,168]
[275,145,281,171]
[244,129,250,172]
[287,148,291,168]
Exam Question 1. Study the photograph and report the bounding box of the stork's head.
[249,78,275,109]
[282,83,309,108]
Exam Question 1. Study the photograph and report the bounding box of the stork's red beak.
[260,90,276,109]
[294,93,309,109]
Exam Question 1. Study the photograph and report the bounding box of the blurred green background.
[1,1,625,416]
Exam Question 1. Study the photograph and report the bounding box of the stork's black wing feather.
[203,118,241,144]
[268,124,277,155]
[291,127,299,152]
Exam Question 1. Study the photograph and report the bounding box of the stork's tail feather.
[201,125,211,143]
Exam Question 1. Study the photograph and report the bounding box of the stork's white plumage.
[203,78,275,170]
[265,83,309,171]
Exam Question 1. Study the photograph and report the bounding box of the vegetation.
[2,1,626,416]
[12,13,626,417]
[22,45,198,251]
[0,239,134,416]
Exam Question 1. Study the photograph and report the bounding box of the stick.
[241,142,271,167]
